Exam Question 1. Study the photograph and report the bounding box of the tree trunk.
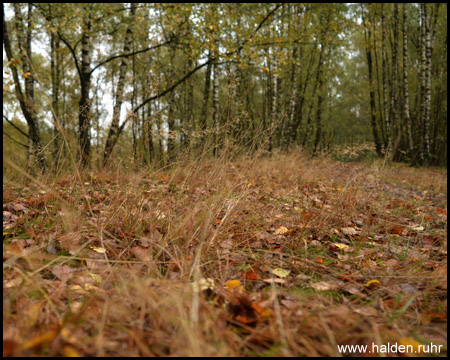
[402,3,414,156]
[6,3,46,171]
[362,5,383,157]
[390,4,400,159]
[313,43,325,156]
[212,53,220,156]
[302,42,323,147]
[422,3,432,162]
[167,47,177,159]
[78,10,92,167]
[200,50,213,145]
[269,53,278,152]
[381,4,392,160]
[50,22,62,168]
[103,4,136,165]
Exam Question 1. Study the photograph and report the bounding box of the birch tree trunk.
[422,3,432,162]
[103,4,137,165]
[212,54,220,156]
[390,4,400,160]
[7,3,47,171]
[381,4,392,160]
[78,9,93,167]
[200,51,213,147]
[269,53,278,152]
[402,3,414,156]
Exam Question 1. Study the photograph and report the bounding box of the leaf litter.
[2,154,447,356]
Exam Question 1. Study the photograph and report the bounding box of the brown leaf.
[262,278,287,284]
[131,245,151,261]
[385,259,399,268]
[341,227,357,235]
[311,281,340,291]
[390,225,408,236]
[51,265,77,283]
[352,306,378,317]
[3,339,18,357]
[13,203,28,212]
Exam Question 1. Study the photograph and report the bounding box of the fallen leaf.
[4,278,23,288]
[352,306,378,317]
[89,245,106,254]
[341,227,357,235]
[51,265,76,283]
[192,278,215,292]
[409,225,424,231]
[62,345,82,357]
[311,281,339,291]
[390,225,408,235]
[271,268,291,278]
[84,283,104,292]
[334,243,349,250]
[25,301,44,328]
[89,273,102,284]
[262,278,287,284]
[69,284,87,295]
[315,256,325,264]
[3,339,17,357]
[385,259,399,268]
[397,337,424,353]
[274,226,289,235]
[13,203,28,212]
[23,329,59,350]
[242,269,259,281]
[225,279,241,290]
[365,279,381,288]
[344,284,367,298]
[131,246,151,261]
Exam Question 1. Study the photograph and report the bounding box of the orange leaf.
[23,330,58,350]
[315,257,325,264]
[242,269,259,281]
[390,225,408,235]
[225,279,241,290]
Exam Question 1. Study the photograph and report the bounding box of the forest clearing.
[3,3,447,357]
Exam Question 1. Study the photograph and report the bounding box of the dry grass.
[3,152,447,356]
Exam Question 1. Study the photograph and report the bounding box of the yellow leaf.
[23,330,58,349]
[398,337,424,353]
[69,284,86,294]
[192,278,215,292]
[90,245,106,254]
[334,243,349,250]
[274,226,288,235]
[25,302,44,328]
[271,268,291,278]
[84,283,104,292]
[225,279,241,290]
[89,273,102,283]
[365,279,381,287]
[62,345,82,357]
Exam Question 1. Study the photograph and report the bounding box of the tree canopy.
[3,3,447,171]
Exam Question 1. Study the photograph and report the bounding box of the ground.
[3,153,447,356]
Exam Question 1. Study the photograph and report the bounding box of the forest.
[3,3,447,357]
[3,3,447,170]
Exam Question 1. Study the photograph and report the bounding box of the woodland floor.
[3,153,447,356]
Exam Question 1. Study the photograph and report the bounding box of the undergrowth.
[3,152,447,356]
